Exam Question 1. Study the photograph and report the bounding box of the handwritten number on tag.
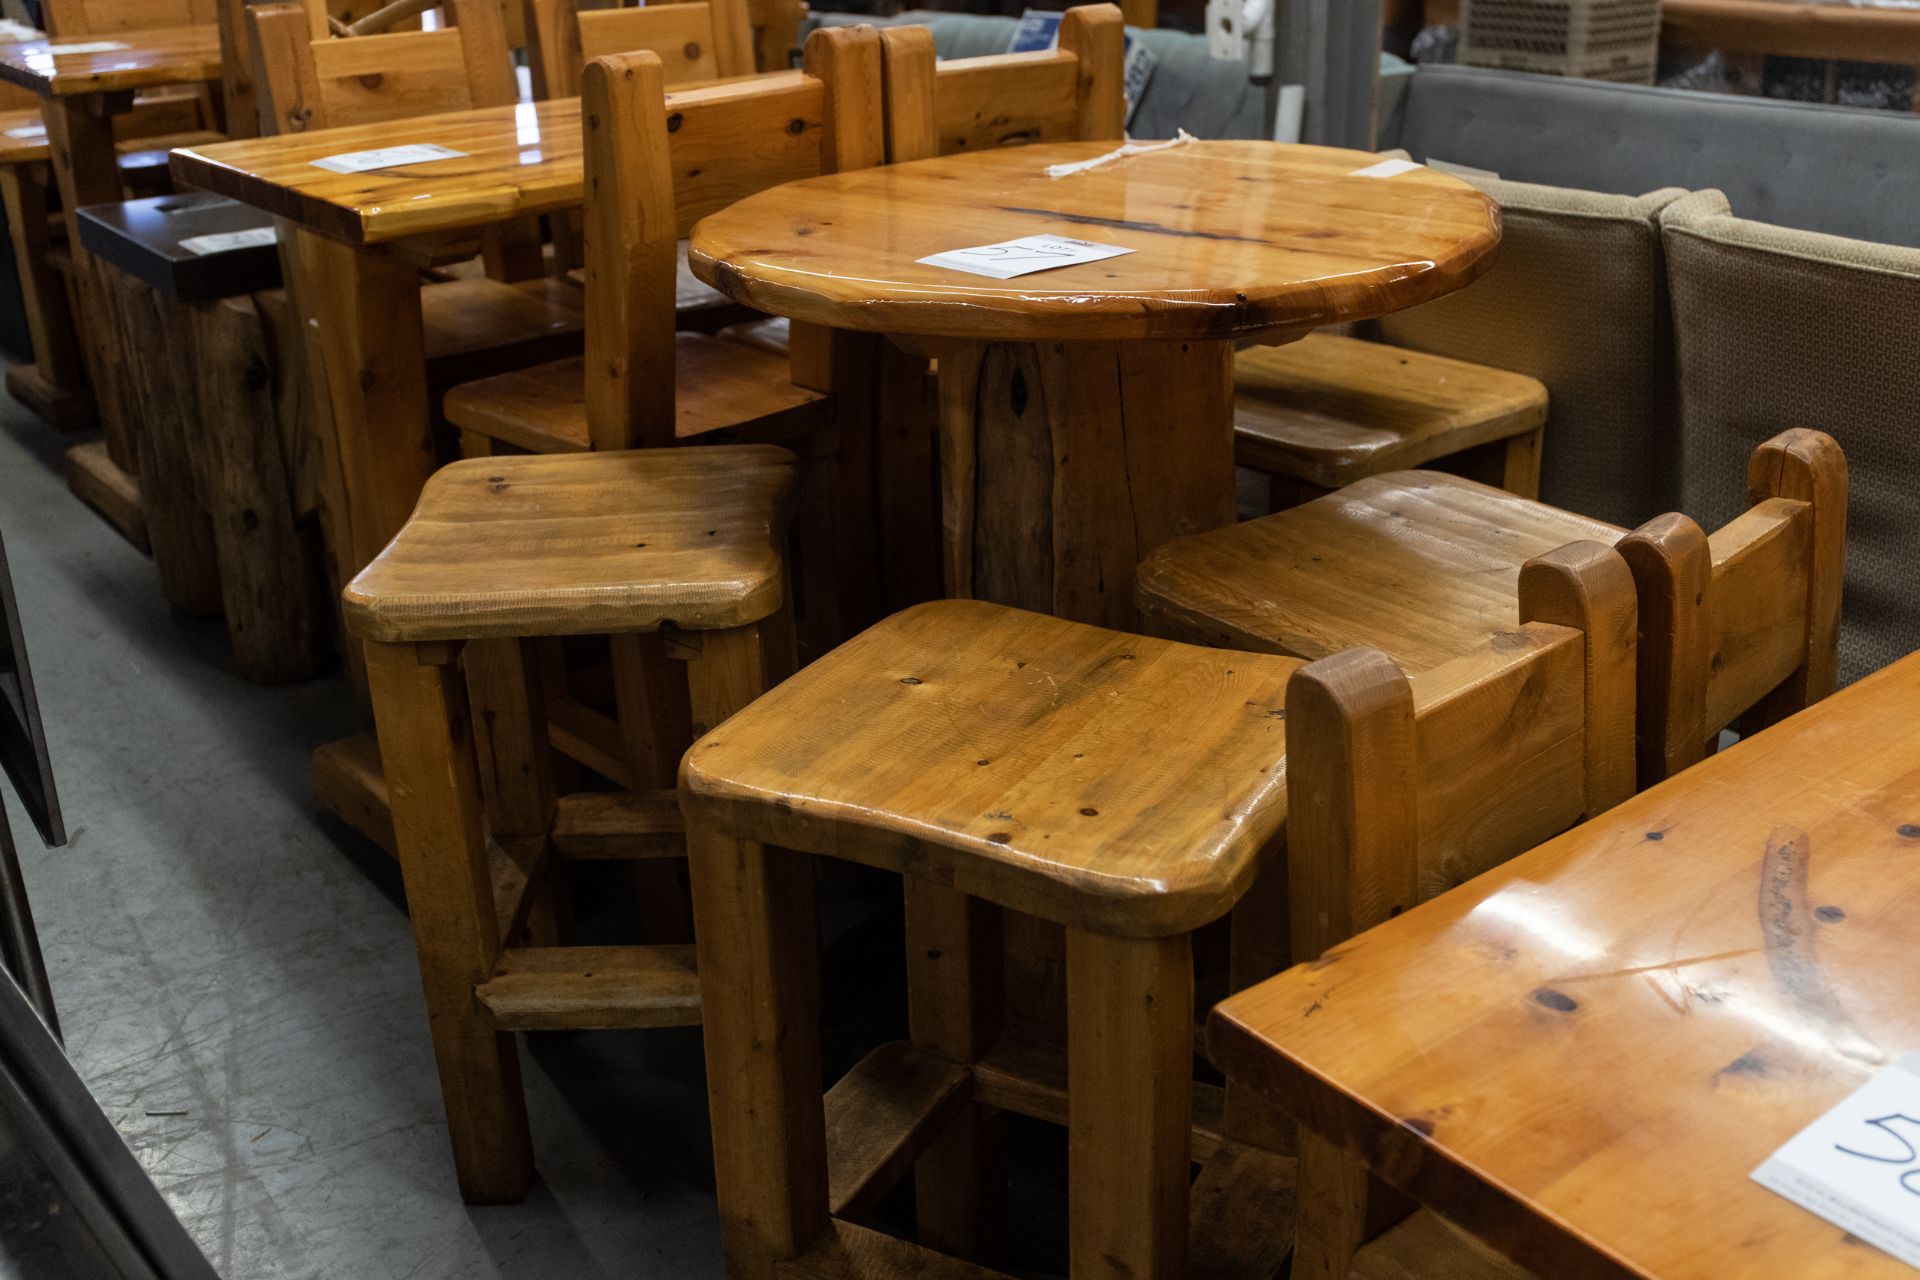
[1835,1114,1920,1196]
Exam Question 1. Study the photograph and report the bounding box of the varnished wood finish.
[1210,648,1920,1280]
[682,599,1298,939]
[1141,433,1846,789]
[171,68,840,246]
[1233,333,1549,492]
[526,0,757,100]
[441,337,824,453]
[41,0,215,37]
[688,140,1500,344]
[940,336,1235,631]
[343,446,796,644]
[0,27,224,97]
[1138,470,1619,675]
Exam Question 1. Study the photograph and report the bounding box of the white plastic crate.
[1459,0,1663,83]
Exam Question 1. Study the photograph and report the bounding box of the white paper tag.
[179,227,277,256]
[46,40,129,54]
[1753,1052,1920,1268]
[1350,157,1424,179]
[3,124,44,139]
[918,235,1135,280]
[309,143,467,175]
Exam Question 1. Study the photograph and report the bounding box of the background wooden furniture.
[0,25,226,545]
[1662,0,1920,110]
[1138,428,1846,790]
[342,445,797,1204]
[525,0,757,98]
[1212,644,1920,1280]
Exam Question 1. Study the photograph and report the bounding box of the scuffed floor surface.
[0,393,725,1279]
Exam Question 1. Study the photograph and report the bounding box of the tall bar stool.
[341,444,796,1204]
[1139,428,1846,788]
[678,539,1632,1280]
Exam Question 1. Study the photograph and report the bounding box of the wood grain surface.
[689,140,1501,343]
[0,26,222,97]
[1210,649,1920,1280]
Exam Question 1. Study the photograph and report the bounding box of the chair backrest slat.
[1619,427,1845,786]
[581,27,880,450]
[878,5,1123,165]
[1288,539,1639,960]
[42,0,218,37]
[527,0,756,99]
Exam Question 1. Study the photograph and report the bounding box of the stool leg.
[1066,929,1192,1280]
[905,878,1007,1264]
[1292,1130,1372,1280]
[1500,427,1545,500]
[684,623,830,1279]
[364,639,533,1204]
[465,637,563,946]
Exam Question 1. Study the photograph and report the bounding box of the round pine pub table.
[690,138,1502,629]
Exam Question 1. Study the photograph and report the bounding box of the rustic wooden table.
[0,28,223,529]
[1210,649,1920,1280]
[172,96,591,578]
[690,138,1502,629]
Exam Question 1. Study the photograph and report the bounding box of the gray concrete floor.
[0,393,729,1279]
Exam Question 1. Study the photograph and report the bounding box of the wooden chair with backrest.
[248,0,588,391]
[329,33,880,1205]
[675,539,1634,1280]
[1279,609,1647,1280]
[1139,428,1846,791]
[872,21,1548,512]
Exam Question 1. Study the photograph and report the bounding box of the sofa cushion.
[1377,176,1685,526]
[1382,64,1920,249]
[1662,189,1920,684]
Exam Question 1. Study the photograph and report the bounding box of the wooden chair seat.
[342,444,795,644]
[1350,1211,1536,1280]
[1137,470,1621,676]
[680,598,1300,937]
[440,331,825,454]
[419,274,587,383]
[566,243,759,333]
[1234,333,1548,490]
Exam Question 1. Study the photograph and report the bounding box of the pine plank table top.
[688,139,1503,344]
[169,97,587,246]
[0,27,222,98]
[1209,650,1920,1280]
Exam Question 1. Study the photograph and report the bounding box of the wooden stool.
[1139,428,1846,788]
[1233,332,1549,507]
[677,557,1630,1280]
[340,444,797,1204]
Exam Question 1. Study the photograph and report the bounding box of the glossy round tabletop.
[689,139,1502,344]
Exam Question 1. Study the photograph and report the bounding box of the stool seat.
[680,599,1300,936]
[441,331,824,454]
[1137,470,1622,676]
[1233,333,1548,489]
[343,445,795,644]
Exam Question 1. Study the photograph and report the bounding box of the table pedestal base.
[938,336,1236,633]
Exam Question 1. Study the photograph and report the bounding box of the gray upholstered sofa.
[1379,64,1920,250]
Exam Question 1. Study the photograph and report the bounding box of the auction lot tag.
[1753,1052,1920,1268]
[310,143,467,174]
[180,227,277,256]
[1350,158,1423,179]
[918,234,1134,280]
[3,124,44,139]
[46,40,129,54]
